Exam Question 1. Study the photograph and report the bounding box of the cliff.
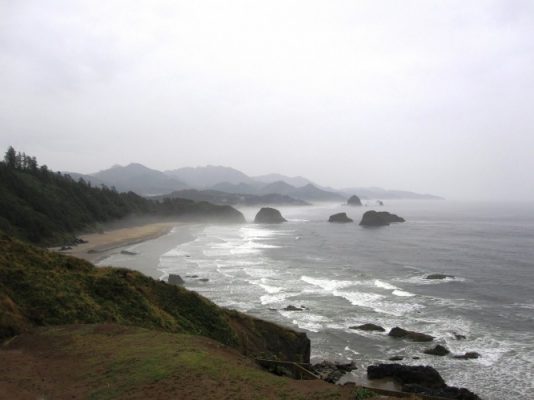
[0,235,308,363]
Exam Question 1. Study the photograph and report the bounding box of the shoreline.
[52,221,179,264]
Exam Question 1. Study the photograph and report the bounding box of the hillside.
[160,189,309,206]
[0,148,244,245]
[0,235,309,362]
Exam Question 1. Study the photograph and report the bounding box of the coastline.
[54,222,179,264]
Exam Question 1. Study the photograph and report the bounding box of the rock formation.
[426,273,455,280]
[328,212,353,223]
[167,274,185,285]
[367,364,481,400]
[349,323,385,332]
[347,195,362,206]
[359,210,405,226]
[254,207,287,224]
[388,327,434,342]
[424,344,450,356]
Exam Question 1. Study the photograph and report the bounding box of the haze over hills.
[66,163,442,202]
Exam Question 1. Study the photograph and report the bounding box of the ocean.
[102,201,534,400]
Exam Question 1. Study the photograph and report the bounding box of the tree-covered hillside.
[0,147,244,245]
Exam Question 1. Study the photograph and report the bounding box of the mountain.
[291,184,346,202]
[165,166,254,188]
[340,187,443,200]
[253,173,313,187]
[160,189,309,207]
[0,149,244,244]
[92,163,188,195]
[257,181,297,196]
[210,181,263,194]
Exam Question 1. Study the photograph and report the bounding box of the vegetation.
[0,235,309,362]
[354,387,377,400]
[0,146,244,245]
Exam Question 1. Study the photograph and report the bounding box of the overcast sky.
[1,1,533,200]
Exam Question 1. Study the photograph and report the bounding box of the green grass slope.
[0,324,356,400]
[0,235,309,363]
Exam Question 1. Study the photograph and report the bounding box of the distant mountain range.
[64,164,442,204]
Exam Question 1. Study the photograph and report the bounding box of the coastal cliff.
[0,235,309,363]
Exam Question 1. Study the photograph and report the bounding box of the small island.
[359,210,405,226]
[347,195,362,206]
[328,212,353,223]
[254,207,287,224]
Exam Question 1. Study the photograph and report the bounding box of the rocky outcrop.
[376,200,384,206]
[313,360,357,383]
[454,352,480,360]
[349,323,385,332]
[254,207,287,224]
[367,364,481,399]
[282,305,307,311]
[347,195,362,206]
[328,213,353,223]
[388,327,434,342]
[368,364,445,388]
[424,344,450,356]
[359,211,405,226]
[225,310,310,363]
[167,274,184,285]
[426,273,455,280]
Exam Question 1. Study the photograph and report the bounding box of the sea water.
[134,201,534,399]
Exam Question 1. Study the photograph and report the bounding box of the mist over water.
[148,201,534,400]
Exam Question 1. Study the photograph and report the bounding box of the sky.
[1,0,533,200]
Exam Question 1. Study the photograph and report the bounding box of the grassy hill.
[0,324,359,400]
[0,147,244,245]
[0,235,309,363]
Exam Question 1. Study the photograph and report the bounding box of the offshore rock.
[254,207,287,224]
[328,212,353,223]
[167,274,184,286]
[347,195,362,206]
[349,323,385,332]
[388,327,434,342]
[359,211,405,226]
[424,344,450,356]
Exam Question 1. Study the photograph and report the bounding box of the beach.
[54,221,197,280]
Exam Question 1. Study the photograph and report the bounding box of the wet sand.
[54,222,179,264]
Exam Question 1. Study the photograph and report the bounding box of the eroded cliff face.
[0,236,310,363]
[226,309,310,363]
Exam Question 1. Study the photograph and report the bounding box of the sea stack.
[359,210,405,227]
[347,195,362,206]
[328,212,353,223]
[254,207,287,224]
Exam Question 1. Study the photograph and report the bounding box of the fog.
[1,0,533,200]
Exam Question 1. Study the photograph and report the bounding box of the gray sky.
[1,0,533,200]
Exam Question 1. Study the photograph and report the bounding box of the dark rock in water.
[283,305,305,311]
[368,363,481,400]
[367,364,446,388]
[120,250,138,256]
[424,345,450,356]
[350,323,385,332]
[167,274,184,286]
[454,352,480,360]
[185,274,199,278]
[412,357,420,360]
[426,273,455,280]
[347,195,362,206]
[404,384,482,400]
[254,207,287,224]
[376,200,384,206]
[198,278,209,282]
[313,360,357,383]
[328,212,353,223]
[389,356,404,361]
[388,327,434,342]
[453,332,466,340]
[359,210,405,226]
